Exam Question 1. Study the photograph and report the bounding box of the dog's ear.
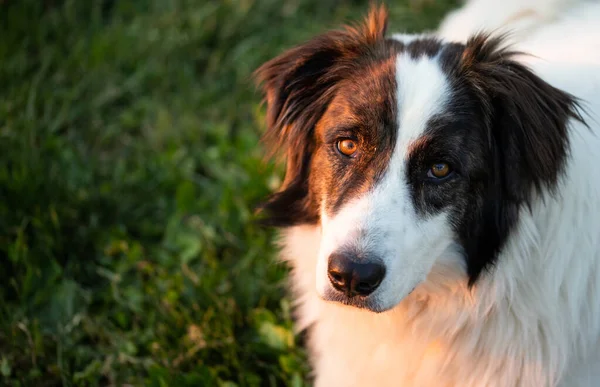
[458,34,584,284]
[254,5,388,227]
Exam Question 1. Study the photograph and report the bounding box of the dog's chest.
[302,295,551,387]
[283,226,518,385]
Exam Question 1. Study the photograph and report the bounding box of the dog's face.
[309,51,486,311]
[256,6,579,312]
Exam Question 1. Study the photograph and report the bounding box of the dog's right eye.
[337,139,358,157]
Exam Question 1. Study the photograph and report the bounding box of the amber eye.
[428,162,451,179]
[337,139,358,157]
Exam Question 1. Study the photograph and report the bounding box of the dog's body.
[257,1,600,385]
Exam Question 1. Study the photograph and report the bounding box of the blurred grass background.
[0,0,457,385]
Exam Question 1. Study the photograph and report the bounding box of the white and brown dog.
[255,0,600,385]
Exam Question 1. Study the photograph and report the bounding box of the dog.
[255,0,600,385]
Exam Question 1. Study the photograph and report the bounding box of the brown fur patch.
[253,4,396,225]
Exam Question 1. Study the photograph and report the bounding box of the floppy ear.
[254,5,388,227]
[458,34,585,284]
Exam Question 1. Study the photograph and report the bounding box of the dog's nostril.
[355,278,381,294]
[355,281,372,294]
[330,272,344,283]
[327,252,385,297]
[328,270,347,289]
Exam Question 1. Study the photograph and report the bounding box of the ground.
[0,0,455,385]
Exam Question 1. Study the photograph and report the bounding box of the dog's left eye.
[427,162,452,179]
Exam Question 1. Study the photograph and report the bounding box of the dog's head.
[255,6,582,312]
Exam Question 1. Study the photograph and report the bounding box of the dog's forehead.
[316,61,396,137]
[318,38,454,149]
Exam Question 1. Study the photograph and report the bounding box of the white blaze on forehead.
[395,52,452,158]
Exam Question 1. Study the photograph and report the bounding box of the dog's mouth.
[321,286,418,313]
[326,294,388,313]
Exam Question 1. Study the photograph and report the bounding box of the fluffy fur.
[256,1,600,385]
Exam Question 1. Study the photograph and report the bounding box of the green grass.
[0,0,456,385]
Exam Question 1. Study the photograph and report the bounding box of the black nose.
[327,252,385,297]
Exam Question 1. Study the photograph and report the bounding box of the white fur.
[280,1,600,386]
[438,0,579,42]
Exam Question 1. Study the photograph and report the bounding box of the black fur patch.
[406,34,585,284]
